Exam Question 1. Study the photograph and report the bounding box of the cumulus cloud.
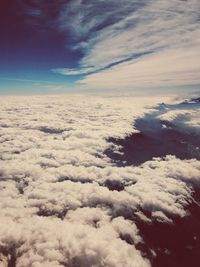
[0,95,200,266]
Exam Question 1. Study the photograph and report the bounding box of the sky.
[0,0,200,94]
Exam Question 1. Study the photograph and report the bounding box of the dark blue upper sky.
[0,0,199,94]
[0,0,84,93]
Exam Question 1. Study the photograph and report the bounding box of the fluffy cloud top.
[0,95,200,266]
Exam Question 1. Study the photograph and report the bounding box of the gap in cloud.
[135,190,200,267]
[105,100,200,166]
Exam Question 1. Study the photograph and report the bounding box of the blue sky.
[0,0,200,94]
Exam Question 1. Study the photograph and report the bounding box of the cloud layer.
[0,95,200,266]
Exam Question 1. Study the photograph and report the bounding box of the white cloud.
[0,95,199,266]
[53,0,200,88]
[78,45,200,89]
[158,107,200,134]
[78,0,200,68]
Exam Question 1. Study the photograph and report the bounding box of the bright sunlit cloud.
[78,44,200,89]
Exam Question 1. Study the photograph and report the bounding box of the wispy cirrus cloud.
[78,44,200,89]
[77,0,200,67]
[20,0,200,89]
[54,0,200,89]
[52,67,95,75]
